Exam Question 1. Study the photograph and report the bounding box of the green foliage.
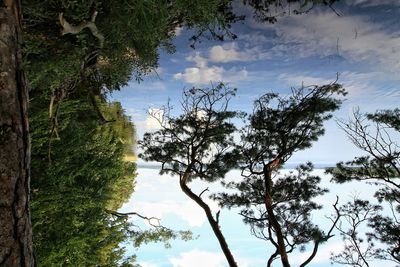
[213,83,345,265]
[367,108,400,131]
[216,162,328,244]
[131,228,194,249]
[30,93,193,265]
[30,99,135,189]
[22,0,240,95]
[141,83,345,266]
[101,101,136,156]
[30,96,138,266]
[243,84,346,164]
[140,83,239,182]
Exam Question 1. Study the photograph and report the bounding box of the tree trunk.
[180,173,238,267]
[264,167,290,267]
[0,0,35,266]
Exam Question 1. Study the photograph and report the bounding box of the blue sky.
[120,168,394,267]
[112,0,400,165]
[113,0,400,266]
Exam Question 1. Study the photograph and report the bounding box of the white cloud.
[345,0,400,6]
[174,66,224,85]
[175,26,183,36]
[174,65,248,85]
[208,44,255,63]
[145,108,164,130]
[170,249,226,267]
[120,168,222,227]
[290,241,344,265]
[186,52,208,68]
[257,11,400,72]
[209,45,240,62]
[174,66,249,85]
[174,50,249,85]
[138,262,158,267]
[169,249,249,267]
[278,73,333,87]
[174,52,222,84]
[209,43,270,63]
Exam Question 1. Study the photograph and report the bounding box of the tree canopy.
[140,84,240,266]
[30,97,138,265]
[328,109,400,265]
[214,83,346,266]
[141,83,348,267]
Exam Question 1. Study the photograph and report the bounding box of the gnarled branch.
[59,11,104,48]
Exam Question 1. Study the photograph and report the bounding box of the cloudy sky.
[112,0,400,165]
[112,1,400,266]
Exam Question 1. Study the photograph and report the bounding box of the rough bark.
[180,172,238,267]
[0,0,35,266]
[264,165,290,267]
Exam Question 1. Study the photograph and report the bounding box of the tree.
[30,99,137,265]
[21,0,340,99]
[22,0,240,94]
[328,109,400,264]
[140,83,347,267]
[140,84,240,267]
[1,0,341,264]
[329,198,382,267]
[0,0,35,265]
[214,83,346,267]
[29,87,194,265]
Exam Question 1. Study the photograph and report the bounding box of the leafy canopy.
[215,83,346,266]
[140,83,239,182]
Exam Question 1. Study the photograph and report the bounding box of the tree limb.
[59,11,104,48]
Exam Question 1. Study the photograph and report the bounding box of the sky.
[111,0,400,165]
[120,168,394,267]
[112,0,400,266]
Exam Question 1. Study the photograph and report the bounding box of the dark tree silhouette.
[214,83,346,267]
[140,83,240,267]
[328,109,400,264]
[243,0,340,23]
[329,198,382,267]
